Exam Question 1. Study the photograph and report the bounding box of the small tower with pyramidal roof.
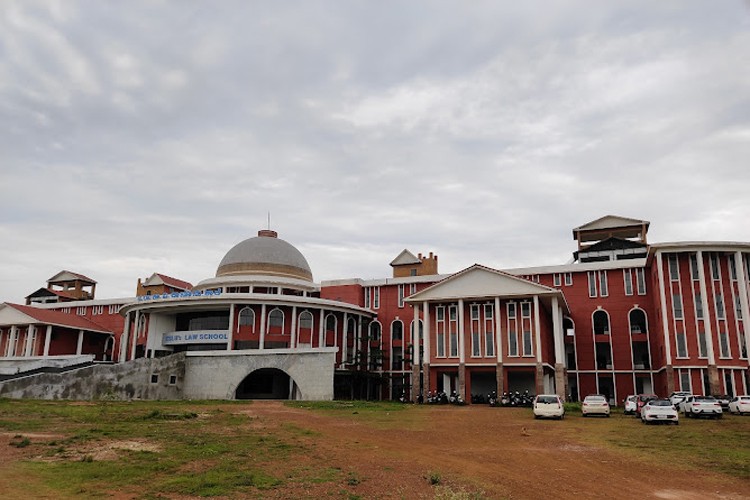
[390,249,438,278]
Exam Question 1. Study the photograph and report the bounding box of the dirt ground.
[236,402,749,500]
[1,401,748,499]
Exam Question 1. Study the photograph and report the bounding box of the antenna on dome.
[267,211,271,230]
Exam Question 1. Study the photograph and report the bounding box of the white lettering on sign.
[162,331,229,345]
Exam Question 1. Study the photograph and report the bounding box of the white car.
[683,395,723,419]
[641,398,679,425]
[623,395,637,415]
[533,394,565,420]
[728,395,750,415]
[669,391,692,407]
[582,394,610,417]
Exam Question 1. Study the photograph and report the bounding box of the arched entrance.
[235,368,295,400]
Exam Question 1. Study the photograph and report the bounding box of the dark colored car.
[712,395,731,411]
[635,394,658,417]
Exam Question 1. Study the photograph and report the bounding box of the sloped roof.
[405,264,563,303]
[143,273,193,290]
[47,270,97,285]
[0,303,112,334]
[573,215,649,233]
[390,249,421,266]
[24,287,78,301]
[580,236,647,252]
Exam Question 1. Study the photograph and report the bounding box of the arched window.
[297,311,314,347]
[593,310,610,335]
[137,315,147,338]
[325,314,337,333]
[629,308,648,334]
[391,320,403,341]
[410,319,424,342]
[299,311,313,329]
[239,307,255,328]
[369,321,382,342]
[268,308,285,334]
[563,316,575,337]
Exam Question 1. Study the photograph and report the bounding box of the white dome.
[216,230,312,282]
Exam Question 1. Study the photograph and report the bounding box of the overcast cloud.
[1,1,749,302]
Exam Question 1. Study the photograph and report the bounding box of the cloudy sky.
[1,1,749,302]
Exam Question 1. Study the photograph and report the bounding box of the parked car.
[533,394,565,420]
[582,394,610,417]
[668,391,692,407]
[635,394,658,417]
[728,395,750,415]
[712,394,731,411]
[623,395,637,415]
[641,398,679,425]
[683,395,723,419]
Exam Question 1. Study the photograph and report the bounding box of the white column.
[259,303,267,349]
[76,330,84,355]
[696,251,716,363]
[130,311,140,360]
[423,302,431,364]
[552,296,564,364]
[495,297,503,361]
[735,251,750,363]
[318,309,325,347]
[119,312,131,362]
[342,312,348,363]
[7,326,16,357]
[43,325,52,357]
[458,299,465,363]
[533,295,542,363]
[656,251,674,364]
[226,303,235,351]
[290,306,298,349]
[413,303,421,367]
[357,315,363,357]
[24,325,35,357]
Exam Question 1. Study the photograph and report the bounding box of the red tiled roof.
[5,303,113,334]
[156,274,193,290]
[48,270,97,284]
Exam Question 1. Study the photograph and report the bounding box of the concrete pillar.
[533,296,542,364]
[259,303,267,350]
[422,302,431,395]
[227,303,235,351]
[552,297,566,400]
[536,362,545,395]
[342,312,348,364]
[457,299,466,400]
[290,306,298,350]
[697,251,720,394]
[24,325,34,357]
[318,309,325,347]
[411,303,421,402]
[130,311,140,361]
[43,325,52,357]
[734,252,750,366]
[76,330,84,355]
[119,312,131,362]
[494,296,504,394]
[656,251,676,395]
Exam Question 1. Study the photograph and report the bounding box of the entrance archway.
[235,368,294,399]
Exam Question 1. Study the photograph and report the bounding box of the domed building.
[117,230,377,401]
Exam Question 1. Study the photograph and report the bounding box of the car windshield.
[649,399,672,406]
[695,396,716,402]
[536,396,558,404]
[585,396,606,402]
[741,397,750,401]
[639,395,657,401]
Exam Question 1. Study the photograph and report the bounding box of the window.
[391,320,403,341]
[150,374,159,384]
[239,307,255,327]
[710,254,720,280]
[168,374,177,385]
[508,329,518,357]
[449,306,458,357]
[410,283,417,295]
[564,273,573,286]
[680,371,691,392]
[471,304,481,357]
[553,274,561,287]
[623,269,633,296]
[599,271,608,297]
[92,305,103,315]
[593,310,610,335]
[636,268,647,295]
[507,303,516,319]
[436,306,446,357]
[369,321,381,342]
[690,254,700,281]
[673,294,683,320]
[719,331,730,357]
[268,309,284,332]
[588,271,597,298]
[521,302,531,318]
[77,306,86,315]
[629,309,647,334]
[373,287,380,309]
[676,332,688,358]
[694,293,704,319]
[668,254,679,281]
[716,294,725,319]
[698,331,708,358]
[729,256,737,281]
[325,314,337,333]
[398,284,405,308]
[522,330,533,356]
[108,304,120,314]
[364,288,371,308]
[734,293,743,320]
[484,304,495,358]
[298,311,313,329]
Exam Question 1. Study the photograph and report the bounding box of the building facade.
[0,216,748,403]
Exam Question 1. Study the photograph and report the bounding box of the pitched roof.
[573,215,650,233]
[405,264,563,303]
[390,249,421,266]
[47,270,97,284]
[143,273,193,290]
[0,303,113,334]
[24,288,79,301]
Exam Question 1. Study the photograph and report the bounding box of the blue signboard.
[137,288,222,302]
